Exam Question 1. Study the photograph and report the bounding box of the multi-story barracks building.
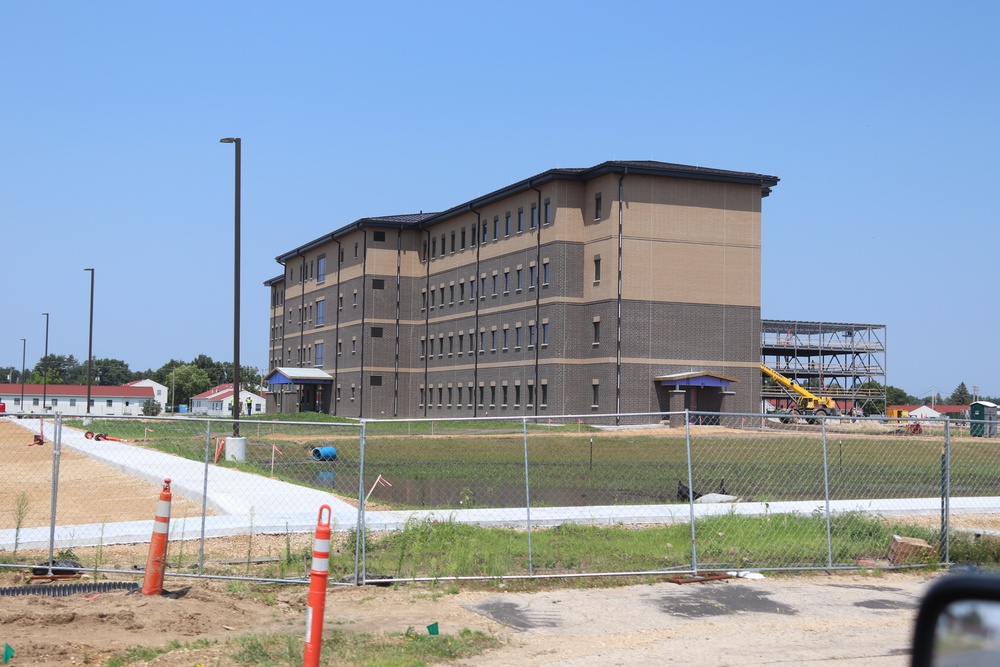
[264,160,779,420]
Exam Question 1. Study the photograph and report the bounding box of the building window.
[371,326,383,338]
[593,320,601,345]
[481,276,487,298]
[515,385,521,406]
[461,227,466,249]
[370,375,382,386]
[353,291,358,307]
[354,241,359,258]
[543,261,550,285]
[594,256,601,283]
[420,339,426,358]
[372,278,385,290]
[517,208,523,233]
[541,384,548,406]
[339,248,345,264]
[492,274,498,297]
[502,385,509,407]
[504,212,511,237]
[515,325,522,348]
[471,225,477,245]
[339,294,344,310]
[315,343,324,367]
[502,328,509,351]
[490,385,497,407]
[493,216,499,240]
[482,221,488,244]
[594,192,602,220]
[422,240,428,261]
[431,237,436,258]
[503,271,510,294]
[491,330,497,352]
[318,255,327,283]
[450,231,456,253]
[459,282,465,302]
[52,398,59,406]
[449,285,455,304]
[106,399,113,408]
[542,322,549,345]
[544,199,551,224]
[592,382,600,408]
[528,323,536,347]
[317,300,325,326]
[530,204,537,229]
[373,230,386,242]
[338,339,343,356]
[419,387,425,407]
[527,384,534,407]
[352,338,357,354]
[516,268,522,291]
[529,265,536,288]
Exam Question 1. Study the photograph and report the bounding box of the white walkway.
[2,417,997,550]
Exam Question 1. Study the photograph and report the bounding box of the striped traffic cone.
[303,504,332,667]
[141,478,172,596]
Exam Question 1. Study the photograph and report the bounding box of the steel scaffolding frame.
[761,319,887,415]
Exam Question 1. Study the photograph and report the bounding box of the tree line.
[0,354,264,407]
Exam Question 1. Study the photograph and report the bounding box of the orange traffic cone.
[141,478,172,595]
[303,504,332,667]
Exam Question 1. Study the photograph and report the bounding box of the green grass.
[102,629,500,667]
[328,512,947,580]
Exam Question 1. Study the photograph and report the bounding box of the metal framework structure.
[761,319,887,415]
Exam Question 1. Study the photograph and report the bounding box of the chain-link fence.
[1,410,996,586]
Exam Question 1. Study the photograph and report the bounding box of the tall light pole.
[20,338,26,412]
[220,137,241,437]
[42,312,49,410]
[85,268,95,416]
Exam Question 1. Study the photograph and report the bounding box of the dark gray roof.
[424,160,779,225]
[273,160,779,264]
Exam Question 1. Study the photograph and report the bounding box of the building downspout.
[616,169,627,424]
[529,183,542,417]
[278,262,288,413]
[359,230,368,418]
[298,252,307,414]
[470,206,481,417]
[393,229,402,417]
[333,240,342,415]
[422,228,431,417]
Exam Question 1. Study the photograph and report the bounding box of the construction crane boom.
[760,363,840,420]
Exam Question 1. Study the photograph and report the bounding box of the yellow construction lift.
[760,363,841,423]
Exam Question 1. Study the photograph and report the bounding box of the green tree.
[170,364,212,406]
[30,354,82,384]
[141,398,162,416]
[92,358,133,386]
[948,382,972,405]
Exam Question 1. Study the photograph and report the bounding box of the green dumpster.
[970,401,998,437]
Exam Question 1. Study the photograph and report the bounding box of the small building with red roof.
[190,384,265,417]
[0,383,154,416]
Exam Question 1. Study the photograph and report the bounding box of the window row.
[422,200,552,261]
[419,381,549,410]
[422,261,550,311]
[420,320,549,359]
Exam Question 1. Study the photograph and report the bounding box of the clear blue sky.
[2,2,998,399]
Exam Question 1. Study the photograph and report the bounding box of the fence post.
[522,418,533,576]
[199,419,211,575]
[684,409,698,574]
[821,417,833,571]
[941,419,951,564]
[354,420,366,586]
[45,413,63,574]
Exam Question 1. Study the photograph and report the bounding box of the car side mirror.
[912,575,1000,666]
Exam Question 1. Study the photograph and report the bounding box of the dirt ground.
[0,568,937,666]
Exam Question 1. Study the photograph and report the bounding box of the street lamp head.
[220,137,239,144]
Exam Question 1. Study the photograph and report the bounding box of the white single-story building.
[190,384,266,417]
[0,383,155,417]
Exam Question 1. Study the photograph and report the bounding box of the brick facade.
[266,161,778,418]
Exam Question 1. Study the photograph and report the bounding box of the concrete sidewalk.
[3,417,998,550]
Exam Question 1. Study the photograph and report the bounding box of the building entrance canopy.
[265,367,334,385]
